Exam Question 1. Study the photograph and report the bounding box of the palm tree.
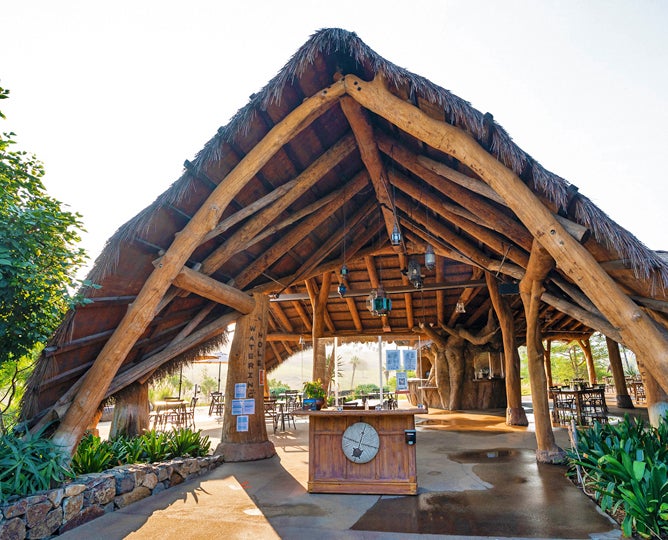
[349,355,362,389]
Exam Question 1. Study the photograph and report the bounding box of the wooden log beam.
[485,272,529,426]
[377,133,534,251]
[172,267,255,314]
[286,198,376,288]
[201,178,297,244]
[398,252,415,329]
[419,155,590,242]
[391,176,530,267]
[340,96,401,251]
[232,171,369,289]
[344,74,668,395]
[201,133,356,275]
[399,210,493,269]
[48,79,346,453]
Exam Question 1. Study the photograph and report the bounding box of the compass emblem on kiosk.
[341,422,380,464]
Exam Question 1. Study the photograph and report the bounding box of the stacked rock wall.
[0,455,223,539]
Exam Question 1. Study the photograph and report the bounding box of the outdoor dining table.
[152,399,187,429]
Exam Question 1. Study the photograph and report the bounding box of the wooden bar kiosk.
[296,408,420,495]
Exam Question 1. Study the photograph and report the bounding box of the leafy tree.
[0,86,87,364]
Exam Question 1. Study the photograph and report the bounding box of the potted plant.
[302,379,327,410]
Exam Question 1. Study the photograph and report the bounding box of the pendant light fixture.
[424,244,435,271]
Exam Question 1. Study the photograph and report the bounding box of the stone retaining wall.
[0,455,223,539]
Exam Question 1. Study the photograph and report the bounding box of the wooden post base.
[214,441,276,462]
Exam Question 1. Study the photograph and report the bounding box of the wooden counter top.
[294,408,423,417]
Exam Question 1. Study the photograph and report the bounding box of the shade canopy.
[23,28,668,425]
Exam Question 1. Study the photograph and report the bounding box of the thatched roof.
[23,28,668,422]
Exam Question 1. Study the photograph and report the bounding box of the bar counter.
[294,408,420,495]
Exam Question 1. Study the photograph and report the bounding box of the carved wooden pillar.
[605,337,634,409]
[109,382,150,439]
[216,293,275,461]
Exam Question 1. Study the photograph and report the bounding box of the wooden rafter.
[340,96,401,252]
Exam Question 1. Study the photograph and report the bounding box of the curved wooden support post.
[520,242,564,463]
[486,272,528,426]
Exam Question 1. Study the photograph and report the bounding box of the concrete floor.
[60,401,638,540]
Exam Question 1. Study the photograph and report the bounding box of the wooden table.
[152,400,187,429]
[295,408,420,495]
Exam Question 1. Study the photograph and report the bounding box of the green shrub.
[139,430,172,463]
[71,432,115,475]
[0,425,74,500]
[168,428,211,458]
[567,415,668,538]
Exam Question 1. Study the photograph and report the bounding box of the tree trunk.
[579,338,597,385]
[637,357,668,427]
[109,382,149,439]
[486,273,527,425]
[216,293,275,462]
[520,242,564,463]
[544,340,553,388]
[605,337,634,409]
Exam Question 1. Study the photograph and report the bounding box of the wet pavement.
[62,402,634,539]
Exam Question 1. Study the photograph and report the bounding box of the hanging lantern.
[367,285,392,316]
[391,223,402,246]
[341,264,349,278]
[337,283,346,296]
[424,244,436,271]
[407,258,423,289]
[455,301,466,314]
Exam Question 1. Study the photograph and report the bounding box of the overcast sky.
[2,1,666,276]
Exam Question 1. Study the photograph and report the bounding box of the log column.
[578,338,597,385]
[637,357,668,427]
[544,340,553,388]
[486,273,528,426]
[109,382,150,439]
[520,242,564,463]
[605,337,634,409]
[215,293,275,461]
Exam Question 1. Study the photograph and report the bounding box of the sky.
[2,1,667,278]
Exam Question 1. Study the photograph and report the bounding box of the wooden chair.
[181,396,198,429]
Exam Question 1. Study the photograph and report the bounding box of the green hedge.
[0,427,210,502]
[566,415,668,538]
